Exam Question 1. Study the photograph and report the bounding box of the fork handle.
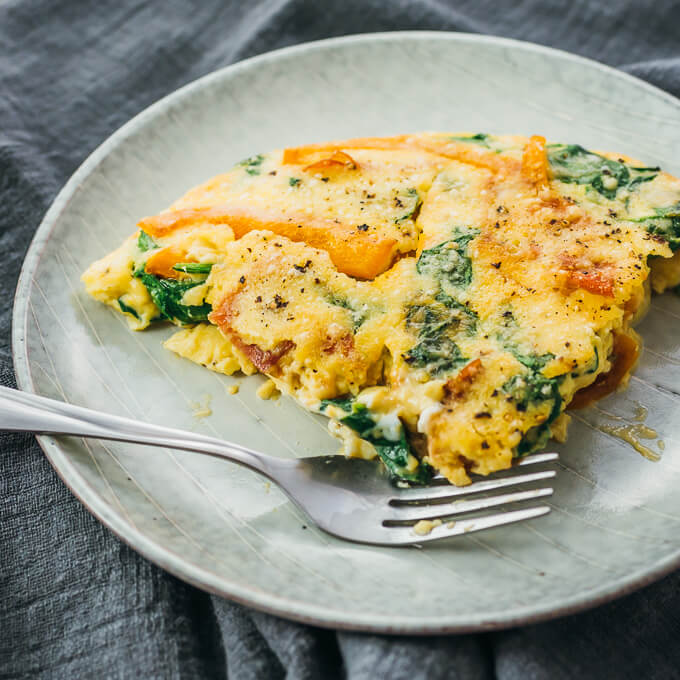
[0,385,285,478]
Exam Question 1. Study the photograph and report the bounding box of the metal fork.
[0,385,556,545]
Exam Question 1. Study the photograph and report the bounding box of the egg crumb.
[190,394,212,419]
[257,379,280,400]
[413,518,443,536]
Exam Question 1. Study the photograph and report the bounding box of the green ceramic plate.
[13,32,680,633]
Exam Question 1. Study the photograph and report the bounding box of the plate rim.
[11,30,680,634]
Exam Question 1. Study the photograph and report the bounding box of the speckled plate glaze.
[13,32,680,633]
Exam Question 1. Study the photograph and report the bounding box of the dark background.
[2,1,680,678]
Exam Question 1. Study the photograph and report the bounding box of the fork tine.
[383,506,551,545]
[515,452,559,466]
[393,469,556,502]
[427,452,560,481]
[385,487,553,522]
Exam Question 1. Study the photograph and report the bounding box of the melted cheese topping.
[164,324,254,376]
[82,133,680,485]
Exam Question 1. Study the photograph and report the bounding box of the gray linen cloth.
[2,1,680,678]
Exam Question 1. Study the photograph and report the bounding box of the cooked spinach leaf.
[512,352,554,372]
[395,187,422,224]
[320,398,432,484]
[547,144,659,200]
[415,226,479,353]
[450,133,490,147]
[404,335,467,375]
[631,201,680,251]
[417,228,479,290]
[319,396,354,413]
[517,423,553,456]
[503,351,563,456]
[117,297,140,319]
[288,177,302,187]
[137,230,159,252]
[172,262,214,275]
[239,154,265,176]
[433,292,478,331]
[403,302,474,375]
[330,401,377,435]
[406,299,475,333]
[325,292,369,330]
[494,309,521,349]
[504,370,560,414]
[656,202,680,218]
[628,167,662,189]
[134,267,211,324]
[376,435,432,484]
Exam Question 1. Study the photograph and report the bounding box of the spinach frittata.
[82,133,680,485]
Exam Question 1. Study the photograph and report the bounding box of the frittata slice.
[82,133,680,486]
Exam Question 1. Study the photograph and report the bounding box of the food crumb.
[257,379,280,400]
[264,481,271,493]
[190,394,212,419]
[413,519,442,536]
[446,521,456,529]
[228,383,240,395]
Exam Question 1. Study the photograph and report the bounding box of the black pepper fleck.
[293,259,312,273]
